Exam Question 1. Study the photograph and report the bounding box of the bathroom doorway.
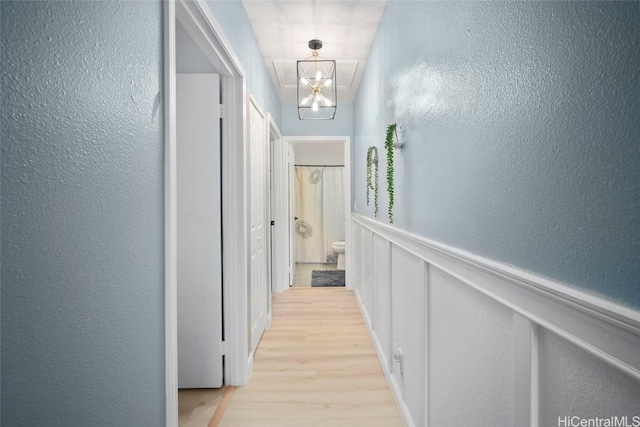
[280,137,352,289]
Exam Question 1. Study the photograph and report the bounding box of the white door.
[249,97,268,355]
[268,127,289,294]
[269,136,277,293]
[176,74,223,388]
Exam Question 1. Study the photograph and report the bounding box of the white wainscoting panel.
[538,329,640,426]
[361,227,374,326]
[373,235,392,371]
[391,245,426,427]
[429,266,514,426]
[354,223,362,293]
[352,214,640,427]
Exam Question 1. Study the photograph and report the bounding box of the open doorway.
[279,137,352,289]
[175,21,223,391]
[165,1,250,425]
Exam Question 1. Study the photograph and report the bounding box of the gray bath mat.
[311,270,345,287]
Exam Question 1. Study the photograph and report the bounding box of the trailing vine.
[366,146,379,217]
[385,123,397,223]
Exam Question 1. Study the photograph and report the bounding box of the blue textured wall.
[354,2,640,308]
[281,103,353,139]
[0,3,2,419]
[206,0,282,127]
[1,2,165,425]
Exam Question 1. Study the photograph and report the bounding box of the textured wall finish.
[354,1,640,308]
[1,2,165,425]
[0,4,2,419]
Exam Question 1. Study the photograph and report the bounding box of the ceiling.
[242,1,387,104]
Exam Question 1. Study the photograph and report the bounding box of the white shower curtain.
[295,166,345,263]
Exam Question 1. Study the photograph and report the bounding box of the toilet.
[331,240,346,270]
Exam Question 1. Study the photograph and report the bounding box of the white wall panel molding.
[390,245,427,426]
[353,214,640,380]
[423,261,430,427]
[352,213,640,426]
[513,313,538,427]
[355,289,416,427]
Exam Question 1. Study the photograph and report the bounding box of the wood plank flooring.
[220,288,403,426]
[179,387,227,426]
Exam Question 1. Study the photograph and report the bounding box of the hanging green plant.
[366,146,379,217]
[385,123,397,223]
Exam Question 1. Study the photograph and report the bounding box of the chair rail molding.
[351,213,640,427]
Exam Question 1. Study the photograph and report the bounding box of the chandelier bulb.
[300,77,309,86]
[315,71,322,82]
[312,101,319,112]
[324,79,332,87]
[318,94,332,107]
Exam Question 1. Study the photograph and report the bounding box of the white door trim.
[163,2,177,425]
[282,136,352,289]
[165,1,249,425]
[268,115,287,295]
[267,114,283,300]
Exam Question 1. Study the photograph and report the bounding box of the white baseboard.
[355,289,415,427]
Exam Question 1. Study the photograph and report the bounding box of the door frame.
[280,136,353,289]
[165,1,250,425]
[267,114,283,298]
[268,115,287,294]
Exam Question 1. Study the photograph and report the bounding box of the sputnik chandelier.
[297,39,337,120]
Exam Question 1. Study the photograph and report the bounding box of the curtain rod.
[295,165,344,167]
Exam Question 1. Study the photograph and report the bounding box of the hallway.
[2,1,639,425]
[219,288,403,426]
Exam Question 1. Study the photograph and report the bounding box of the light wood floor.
[219,288,403,426]
[292,262,338,287]
[179,387,227,426]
